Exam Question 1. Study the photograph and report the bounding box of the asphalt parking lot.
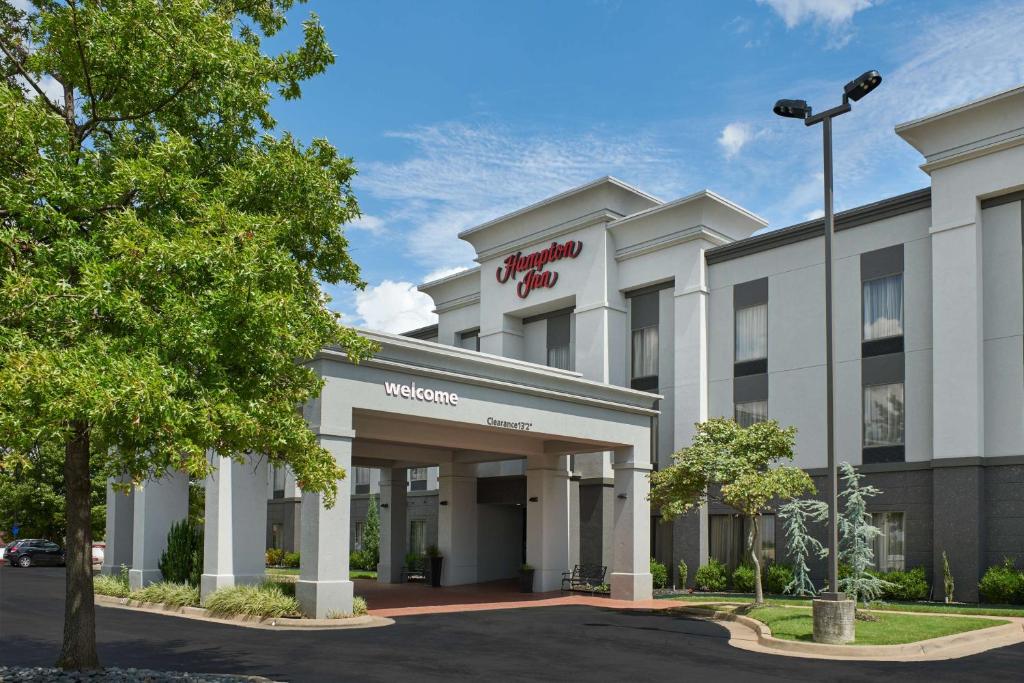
[3,567,1024,682]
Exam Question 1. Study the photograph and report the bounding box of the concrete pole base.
[812,593,856,644]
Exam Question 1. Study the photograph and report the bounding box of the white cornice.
[432,291,481,314]
[919,129,1024,173]
[894,84,1024,134]
[608,189,768,230]
[614,224,731,261]
[417,265,480,293]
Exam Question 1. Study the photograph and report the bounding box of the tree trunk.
[749,515,764,605]
[56,420,101,671]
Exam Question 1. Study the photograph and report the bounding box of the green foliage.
[694,559,729,592]
[0,442,105,540]
[282,551,300,568]
[765,564,794,595]
[93,573,131,598]
[352,596,368,617]
[979,558,1024,604]
[732,564,756,593]
[650,418,813,603]
[426,545,440,558]
[133,581,200,607]
[650,558,668,589]
[158,519,203,586]
[677,559,689,588]
[362,494,380,568]
[265,547,284,567]
[942,551,955,603]
[873,566,929,601]
[837,463,891,606]
[205,583,300,618]
[779,498,828,597]
[350,549,377,571]
[404,552,422,568]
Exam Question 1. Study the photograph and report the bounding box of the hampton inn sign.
[495,239,582,298]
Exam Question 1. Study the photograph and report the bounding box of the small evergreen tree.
[363,494,380,568]
[942,550,955,603]
[837,462,890,606]
[779,498,828,597]
[158,519,203,587]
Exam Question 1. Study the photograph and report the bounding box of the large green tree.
[0,0,374,670]
[650,418,815,605]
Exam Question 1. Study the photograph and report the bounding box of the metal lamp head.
[773,98,811,119]
[843,70,882,102]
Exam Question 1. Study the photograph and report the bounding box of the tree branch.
[67,0,99,122]
[0,36,66,121]
[78,71,198,140]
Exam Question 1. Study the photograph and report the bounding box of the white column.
[526,454,570,592]
[437,462,477,586]
[296,434,353,618]
[129,470,188,590]
[569,473,581,569]
[200,453,269,601]
[378,467,407,584]
[610,446,653,601]
[673,285,709,448]
[101,475,134,576]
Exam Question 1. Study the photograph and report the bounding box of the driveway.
[3,567,1024,682]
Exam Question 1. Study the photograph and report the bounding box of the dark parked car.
[5,539,65,568]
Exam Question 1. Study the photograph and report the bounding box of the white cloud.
[803,208,825,221]
[718,122,762,158]
[423,265,469,283]
[359,123,688,266]
[756,0,874,28]
[347,214,385,235]
[15,73,63,106]
[353,280,437,334]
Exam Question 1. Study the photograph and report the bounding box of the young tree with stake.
[0,0,375,670]
[650,418,815,605]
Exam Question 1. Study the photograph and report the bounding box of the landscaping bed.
[0,666,271,682]
[666,592,1024,618]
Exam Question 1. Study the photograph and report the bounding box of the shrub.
[94,573,131,598]
[650,558,668,590]
[979,558,1024,604]
[404,552,421,569]
[732,564,756,593]
[350,550,377,571]
[134,581,200,607]
[765,564,793,595]
[205,583,301,618]
[942,551,955,603]
[877,566,929,601]
[694,559,728,592]
[266,547,283,567]
[159,519,203,586]
[282,551,301,568]
[327,596,369,619]
[677,559,688,589]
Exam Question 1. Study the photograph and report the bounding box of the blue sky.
[263,0,1024,332]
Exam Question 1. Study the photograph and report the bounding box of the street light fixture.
[773,70,882,643]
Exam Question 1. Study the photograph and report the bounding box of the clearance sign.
[495,239,582,299]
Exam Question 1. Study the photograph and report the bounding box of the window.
[872,512,905,572]
[630,290,660,389]
[458,329,480,351]
[354,467,370,495]
[353,522,365,552]
[631,326,659,380]
[735,400,768,428]
[735,303,767,362]
[270,523,283,550]
[546,312,572,370]
[409,467,428,492]
[863,274,903,341]
[409,520,426,556]
[863,382,905,447]
[709,514,775,571]
[272,466,286,498]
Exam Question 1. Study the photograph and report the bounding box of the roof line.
[609,188,768,229]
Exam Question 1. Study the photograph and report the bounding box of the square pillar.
[437,462,477,585]
[378,467,407,584]
[200,453,269,601]
[296,433,353,618]
[526,454,570,592]
[610,446,653,601]
[569,473,581,569]
[101,475,134,576]
[129,470,189,590]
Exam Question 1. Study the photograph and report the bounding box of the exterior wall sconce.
[528,496,539,503]
[380,503,389,509]
[617,493,627,500]
[439,500,449,506]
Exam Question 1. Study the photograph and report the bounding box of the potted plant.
[519,563,535,593]
[426,545,443,587]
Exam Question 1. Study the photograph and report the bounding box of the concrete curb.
[94,594,395,630]
[667,606,1024,661]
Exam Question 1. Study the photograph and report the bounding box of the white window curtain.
[735,400,768,428]
[272,466,286,493]
[863,383,905,447]
[547,344,571,370]
[735,303,768,362]
[409,467,427,482]
[631,325,659,379]
[409,520,426,556]
[354,467,370,485]
[872,512,905,572]
[353,522,365,551]
[863,274,903,340]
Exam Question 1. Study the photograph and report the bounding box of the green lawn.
[265,567,378,580]
[744,606,1008,645]
[668,593,1024,618]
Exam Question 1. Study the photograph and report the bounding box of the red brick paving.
[357,579,674,618]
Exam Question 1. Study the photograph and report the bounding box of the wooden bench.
[561,564,607,592]
[401,557,429,583]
